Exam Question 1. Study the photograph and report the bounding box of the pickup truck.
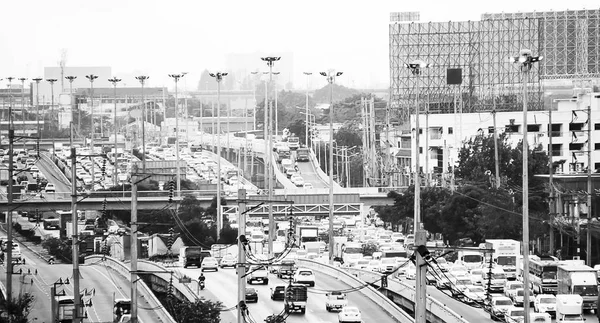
[325,291,348,312]
[247,265,269,285]
[277,259,296,278]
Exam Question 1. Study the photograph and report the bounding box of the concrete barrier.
[85,255,176,323]
[308,150,341,188]
[137,260,198,302]
[296,259,414,323]
[345,268,469,323]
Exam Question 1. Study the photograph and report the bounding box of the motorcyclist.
[199,273,206,283]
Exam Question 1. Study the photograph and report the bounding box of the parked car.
[200,257,219,272]
[245,288,258,303]
[338,306,362,323]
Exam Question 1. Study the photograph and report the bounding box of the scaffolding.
[390,9,600,124]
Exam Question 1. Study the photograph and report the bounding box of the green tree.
[0,293,35,323]
[334,123,363,147]
[313,83,359,104]
[160,297,222,323]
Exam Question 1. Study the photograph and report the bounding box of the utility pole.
[210,72,228,239]
[19,78,27,141]
[131,164,139,323]
[236,189,247,323]
[304,72,312,147]
[109,77,122,186]
[548,100,555,254]
[424,103,429,186]
[169,74,184,196]
[65,76,77,132]
[32,78,42,138]
[135,76,149,174]
[405,60,429,323]
[46,78,58,155]
[6,127,14,308]
[586,98,592,266]
[85,75,98,190]
[492,106,501,188]
[70,124,82,323]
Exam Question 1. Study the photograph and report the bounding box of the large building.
[390,9,600,125]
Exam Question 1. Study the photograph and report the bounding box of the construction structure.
[389,9,600,125]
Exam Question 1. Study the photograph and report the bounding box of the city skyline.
[1,0,599,90]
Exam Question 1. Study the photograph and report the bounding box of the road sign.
[179,276,191,284]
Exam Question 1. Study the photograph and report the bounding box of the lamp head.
[336,72,343,77]
[319,72,327,77]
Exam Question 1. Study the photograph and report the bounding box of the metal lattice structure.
[390,9,600,124]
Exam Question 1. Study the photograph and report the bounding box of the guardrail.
[308,150,340,188]
[295,259,414,323]
[137,260,199,302]
[344,268,469,323]
[85,255,176,323]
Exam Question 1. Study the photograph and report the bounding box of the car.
[338,306,362,323]
[461,285,486,304]
[366,260,381,272]
[503,306,526,323]
[245,288,258,303]
[511,288,534,307]
[490,296,514,321]
[220,254,237,268]
[504,281,523,299]
[270,285,286,301]
[247,265,269,285]
[354,259,370,270]
[469,268,485,285]
[200,257,219,272]
[533,294,556,317]
[45,183,56,193]
[284,167,296,178]
[30,165,39,173]
[293,268,315,287]
[325,291,348,312]
[303,183,313,189]
[290,174,304,186]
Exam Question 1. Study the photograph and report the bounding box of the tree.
[160,296,222,323]
[0,293,35,323]
[334,123,363,148]
[313,84,359,104]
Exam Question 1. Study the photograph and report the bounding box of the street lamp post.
[46,79,58,154]
[511,49,542,323]
[135,76,149,174]
[320,70,343,264]
[405,59,430,323]
[85,74,98,190]
[251,71,259,130]
[18,78,27,139]
[261,56,280,257]
[303,72,312,147]
[210,72,228,240]
[182,72,189,144]
[169,74,184,196]
[32,78,43,138]
[65,76,77,132]
[109,77,122,186]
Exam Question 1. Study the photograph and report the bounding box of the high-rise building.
[390,9,600,125]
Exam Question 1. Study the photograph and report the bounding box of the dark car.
[270,285,285,301]
[245,288,258,303]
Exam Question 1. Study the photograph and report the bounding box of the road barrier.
[296,259,415,323]
[85,255,176,323]
[344,268,469,323]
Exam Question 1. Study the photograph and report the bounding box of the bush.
[42,237,72,262]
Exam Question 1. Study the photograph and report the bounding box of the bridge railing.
[295,259,414,323]
[85,255,176,323]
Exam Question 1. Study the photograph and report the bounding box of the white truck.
[557,265,598,311]
[457,249,484,270]
[483,239,520,280]
[555,294,585,323]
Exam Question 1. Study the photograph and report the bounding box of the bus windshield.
[344,246,363,254]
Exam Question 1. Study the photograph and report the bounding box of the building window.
[430,127,442,140]
[448,127,453,134]
[595,123,600,130]
[569,123,584,131]
[595,163,600,172]
[505,125,519,133]
[550,144,562,156]
[596,143,600,150]
[549,124,562,137]
[419,147,423,154]
[527,124,540,132]
[569,143,584,151]
[418,128,423,135]
[488,126,495,134]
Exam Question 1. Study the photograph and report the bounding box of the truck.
[296,225,319,245]
[179,246,212,268]
[296,148,310,162]
[555,294,585,323]
[287,136,300,150]
[483,239,520,280]
[302,241,325,254]
[54,295,76,323]
[277,259,297,278]
[457,249,484,270]
[276,146,291,163]
[284,283,308,314]
[557,265,598,311]
[325,291,348,312]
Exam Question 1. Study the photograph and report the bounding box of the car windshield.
[510,310,525,317]
[540,298,555,304]
[357,260,369,265]
[299,271,312,276]
[509,284,523,290]
[245,288,255,293]
[469,287,485,293]
[496,300,512,306]
[344,308,359,313]
[573,285,597,296]
[492,273,506,279]
[381,259,395,264]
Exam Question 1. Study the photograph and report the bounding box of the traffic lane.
[296,161,327,188]
[12,213,60,239]
[179,265,396,323]
[36,154,71,193]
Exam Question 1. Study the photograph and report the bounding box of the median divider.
[85,255,176,323]
[345,268,469,323]
[296,259,414,323]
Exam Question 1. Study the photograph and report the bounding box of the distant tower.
[59,49,68,92]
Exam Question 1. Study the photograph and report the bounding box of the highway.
[175,264,396,323]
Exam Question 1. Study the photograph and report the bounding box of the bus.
[44,218,61,230]
[529,259,559,294]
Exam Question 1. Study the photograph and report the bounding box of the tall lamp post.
[320,70,343,264]
[18,78,27,139]
[46,79,58,154]
[65,76,77,132]
[405,59,429,323]
[109,77,122,186]
[303,72,312,147]
[209,72,228,240]
[169,74,184,196]
[32,78,43,138]
[85,74,98,190]
[511,49,542,323]
[261,56,280,257]
[135,76,149,173]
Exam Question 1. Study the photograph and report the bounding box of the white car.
[220,254,237,268]
[366,260,381,272]
[303,183,313,189]
[469,268,484,285]
[293,268,315,287]
[533,294,556,316]
[354,259,369,270]
[338,306,362,323]
[200,257,219,272]
[461,285,486,304]
[290,174,304,187]
[44,183,56,193]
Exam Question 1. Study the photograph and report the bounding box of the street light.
[320,70,342,264]
[108,77,122,186]
[18,78,27,139]
[404,59,429,323]
[85,74,98,190]
[169,73,184,196]
[135,75,149,174]
[209,72,228,240]
[510,49,542,323]
[32,78,43,138]
[65,76,77,132]
[46,78,58,155]
[261,56,280,257]
[303,72,312,148]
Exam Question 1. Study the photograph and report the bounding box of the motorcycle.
[199,280,205,290]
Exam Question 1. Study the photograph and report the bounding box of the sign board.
[390,12,420,22]
[179,276,191,284]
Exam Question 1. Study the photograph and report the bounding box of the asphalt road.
[176,264,397,323]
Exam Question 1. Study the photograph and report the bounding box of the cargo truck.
[555,294,585,323]
[557,265,598,311]
[296,225,319,245]
[296,148,310,162]
[483,239,520,280]
[284,283,308,314]
[179,246,212,268]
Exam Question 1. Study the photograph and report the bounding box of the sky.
[1,0,598,91]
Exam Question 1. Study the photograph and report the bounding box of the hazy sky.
[1,0,598,90]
